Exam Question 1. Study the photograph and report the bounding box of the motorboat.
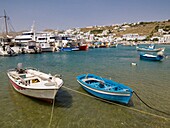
[0,45,18,56]
[20,41,41,54]
[7,63,64,102]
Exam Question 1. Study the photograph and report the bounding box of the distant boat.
[60,46,79,52]
[140,52,164,61]
[99,42,109,48]
[60,47,72,52]
[0,10,18,56]
[39,42,55,52]
[20,41,41,54]
[76,74,133,104]
[14,23,36,44]
[110,43,118,48]
[0,45,18,56]
[88,43,95,49]
[7,63,64,102]
[79,45,88,51]
[136,44,165,52]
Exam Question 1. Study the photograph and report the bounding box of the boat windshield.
[32,79,40,83]
[19,74,26,78]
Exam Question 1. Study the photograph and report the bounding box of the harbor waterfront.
[0,45,170,128]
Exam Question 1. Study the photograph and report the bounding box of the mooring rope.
[133,91,170,116]
[48,91,56,128]
[62,86,170,121]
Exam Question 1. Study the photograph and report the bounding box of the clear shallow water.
[0,45,170,128]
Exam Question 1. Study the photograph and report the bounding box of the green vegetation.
[90,29,103,34]
[80,20,170,37]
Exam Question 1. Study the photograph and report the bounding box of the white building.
[122,33,146,41]
[159,34,170,43]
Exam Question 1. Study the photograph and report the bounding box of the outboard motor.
[17,63,24,73]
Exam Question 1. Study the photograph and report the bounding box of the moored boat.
[39,42,54,52]
[0,45,18,56]
[20,41,41,54]
[79,45,88,51]
[7,63,64,102]
[136,44,165,52]
[139,52,164,61]
[76,74,133,104]
[60,46,79,52]
[110,43,118,48]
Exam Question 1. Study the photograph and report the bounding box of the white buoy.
[131,62,137,66]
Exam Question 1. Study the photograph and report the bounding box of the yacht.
[14,29,36,44]
[36,32,56,52]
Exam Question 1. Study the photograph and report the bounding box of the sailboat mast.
[4,10,8,36]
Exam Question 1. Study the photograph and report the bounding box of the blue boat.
[60,47,79,52]
[140,52,164,61]
[76,74,133,104]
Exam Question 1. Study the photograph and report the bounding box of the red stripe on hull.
[10,79,25,90]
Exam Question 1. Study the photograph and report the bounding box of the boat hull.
[41,48,54,52]
[61,47,79,51]
[79,45,88,51]
[140,54,164,61]
[9,79,58,101]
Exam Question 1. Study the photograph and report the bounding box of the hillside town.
[1,20,170,47]
[0,10,170,55]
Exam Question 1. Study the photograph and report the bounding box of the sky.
[0,0,170,32]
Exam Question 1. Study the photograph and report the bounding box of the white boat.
[36,32,57,52]
[14,23,36,44]
[0,45,18,56]
[7,63,64,102]
[0,10,18,56]
[36,32,56,43]
[20,41,42,54]
[136,44,165,52]
[14,31,36,43]
[39,42,55,52]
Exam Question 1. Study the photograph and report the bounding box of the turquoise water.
[0,45,170,128]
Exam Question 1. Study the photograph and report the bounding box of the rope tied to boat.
[48,90,56,128]
[133,91,170,116]
[62,86,170,120]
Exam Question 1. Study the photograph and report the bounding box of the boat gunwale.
[77,80,131,97]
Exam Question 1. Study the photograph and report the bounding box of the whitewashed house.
[122,33,146,41]
[159,34,170,43]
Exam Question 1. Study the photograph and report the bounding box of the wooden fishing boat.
[76,74,133,104]
[140,52,164,61]
[7,63,63,102]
